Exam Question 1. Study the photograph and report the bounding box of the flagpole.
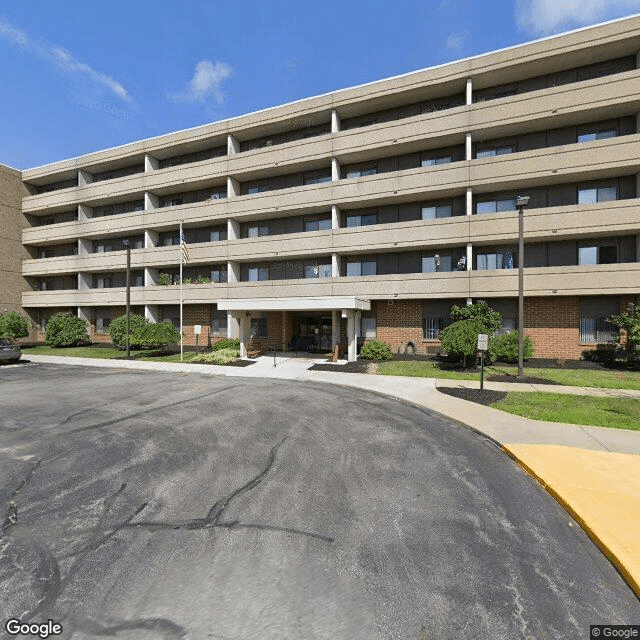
[180,220,184,362]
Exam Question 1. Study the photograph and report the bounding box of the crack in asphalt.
[122,433,334,542]
[1,418,332,638]
[4,385,242,450]
[207,435,287,522]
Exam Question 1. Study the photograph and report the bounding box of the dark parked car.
[0,337,21,363]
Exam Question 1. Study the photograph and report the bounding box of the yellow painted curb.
[503,443,640,598]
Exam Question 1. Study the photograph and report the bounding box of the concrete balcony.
[331,217,471,254]
[22,199,230,245]
[331,107,469,161]
[468,133,640,192]
[469,70,640,139]
[469,199,640,245]
[470,262,640,297]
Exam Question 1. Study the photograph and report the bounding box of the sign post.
[194,324,202,353]
[477,334,488,390]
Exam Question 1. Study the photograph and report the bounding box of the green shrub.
[191,348,239,365]
[489,330,534,362]
[0,312,30,338]
[213,338,241,351]
[45,313,90,347]
[157,273,171,286]
[130,321,181,350]
[196,276,211,284]
[450,300,502,334]
[107,313,148,349]
[438,319,482,368]
[360,340,393,361]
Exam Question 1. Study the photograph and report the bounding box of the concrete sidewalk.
[16,353,640,596]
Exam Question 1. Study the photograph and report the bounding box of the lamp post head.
[122,239,130,248]
[516,195,530,208]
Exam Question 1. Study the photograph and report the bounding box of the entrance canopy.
[218,296,371,312]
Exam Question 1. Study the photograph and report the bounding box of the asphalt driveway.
[1,362,638,639]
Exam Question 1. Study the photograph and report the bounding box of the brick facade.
[375,299,423,352]
[267,311,294,349]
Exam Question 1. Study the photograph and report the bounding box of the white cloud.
[515,0,640,36]
[170,60,232,105]
[446,31,468,51]
[0,19,131,101]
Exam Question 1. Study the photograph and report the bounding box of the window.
[210,267,227,283]
[422,204,452,220]
[421,154,452,166]
[578,186,617,204]
[579,317,618,343]
[476,198,517,214]
[476,250,516,270]
[247,184,267,194]
[360,315,377,339]
[578,243,618,265]
[162,233,179,246]
[96,317,111,333]
[303,173,331,185]
[211,309,228,337]
[248,225,269,237]
[303,260,332,278]
[132,273,144,287]
[95,243,113,253]
[422,254,452,272]
[423,317,453,340]
[345,165,377,179]
[304,218,331,232]
[210,230,222,242]
[209,190,227,200]
[577,128,616,143]
[248,267,269,281]
[251,314,268,337]
[346,212,377,227]
[346,260,377,276]
[476,145,514,158]
[93,276,113,288]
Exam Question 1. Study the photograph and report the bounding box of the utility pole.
[123,239,131,358]
[516,195,530,381]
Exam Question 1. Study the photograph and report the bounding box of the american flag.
[180,230,190,263]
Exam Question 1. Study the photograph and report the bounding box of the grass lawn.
[377,360,640,390]
[490,392,640,431]
[22,345,188,362]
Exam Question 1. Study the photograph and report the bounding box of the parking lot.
[1,362,638,639]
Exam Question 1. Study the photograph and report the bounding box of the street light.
[122,239,131,358]
[516,195,530,381]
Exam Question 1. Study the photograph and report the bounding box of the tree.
[0,312,30,338]
[129,321,181,351]
[438,301,503,368]
[609,303,640,352]
[108,313,148,349]
[45,313,89,347]
[438,319,484,369]
[450,300,502,334]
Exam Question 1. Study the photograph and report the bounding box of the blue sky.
[1,0,639,169]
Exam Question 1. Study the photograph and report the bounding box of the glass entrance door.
[292,313,332,351]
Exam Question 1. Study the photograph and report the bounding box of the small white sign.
[477,334,488,351]
[193,324,202,335]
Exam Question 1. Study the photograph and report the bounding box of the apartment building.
[4,16,640,360]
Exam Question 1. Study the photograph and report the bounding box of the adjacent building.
[4,16,640,360]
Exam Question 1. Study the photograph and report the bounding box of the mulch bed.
[438,387,507,406]
[190,359,256,367]
[309,359,373,374]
